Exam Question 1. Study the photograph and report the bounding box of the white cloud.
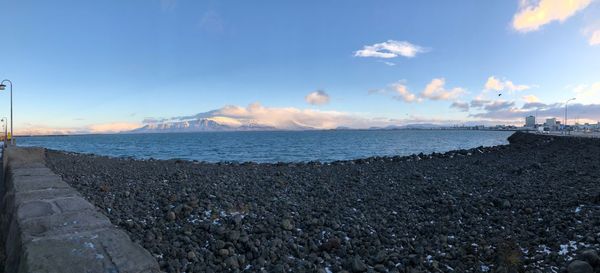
[484,76,532,92]
[420,78,465,101]
[572,82,600,103]
[484,76,504,91]
[391,83,418,103]
[305,90,330,105]
[354,40,426,59]
[194,103,372,129]
[512,0,592,32]
[522,94,541,103]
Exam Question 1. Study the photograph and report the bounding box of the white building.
[544,118,559,131]
[525,116,535,128]
[545,118,556,126]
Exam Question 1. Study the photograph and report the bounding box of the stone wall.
[1,146,160,273]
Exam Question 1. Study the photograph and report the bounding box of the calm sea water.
[17,130,514,163]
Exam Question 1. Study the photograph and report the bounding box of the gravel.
[44,132,600,273]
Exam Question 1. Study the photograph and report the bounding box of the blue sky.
[1,0,599,134]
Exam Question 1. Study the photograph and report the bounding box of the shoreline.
[44,132,600,272]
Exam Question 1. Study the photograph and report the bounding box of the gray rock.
[568,260,593,273]
[579,249,600,266]
[351,256,367,272]
[219,248,230,256]
[281,219,294,231]
[227,230,240,241]
[166,211,176,221]
[225,256,240,269]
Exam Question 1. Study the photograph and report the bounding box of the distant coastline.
[16,126,524,138]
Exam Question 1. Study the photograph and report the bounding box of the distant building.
[545,118,556,126]
[544,118,559,131]
[525,116,535,128]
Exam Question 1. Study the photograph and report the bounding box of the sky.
[0,0,599,134]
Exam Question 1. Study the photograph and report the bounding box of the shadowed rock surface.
[44,132,600,272]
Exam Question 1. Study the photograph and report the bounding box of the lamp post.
[565,97,576,134]
[0,80,13,143]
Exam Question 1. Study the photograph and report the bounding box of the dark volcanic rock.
[44,132,600,273]
[568,260,593,273]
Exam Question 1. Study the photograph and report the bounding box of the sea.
[17,130,514,163]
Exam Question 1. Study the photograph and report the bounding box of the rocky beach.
[44,132,600,273]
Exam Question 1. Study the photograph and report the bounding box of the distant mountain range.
[129,118,319,133]
[129,117,446,133]
[131,119,275,133]
[368,123,443,130]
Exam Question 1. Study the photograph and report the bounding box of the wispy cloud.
[88,122,141,133]
[583,24,600,45]
[484,76,532,92]
[572,81,600,103]
[472,101,600,123]
[198,10,225,33]
[470,99,491,108]
[589,29,600,45]
[483,100,516,112]
[160,0,177,11]
[450,101,470,112]
[420,78,465,101]
[512,0,592,32]
[380,61,396,66]
[305,90,331,105]
[354,40,427,59]
[17,122,141,136]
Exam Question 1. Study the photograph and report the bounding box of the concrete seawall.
[0,146,160,273]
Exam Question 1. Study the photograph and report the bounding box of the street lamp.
[0,79,13,143]
[565,97,576,133]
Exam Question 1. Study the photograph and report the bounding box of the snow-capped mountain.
[129,118,311,133]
